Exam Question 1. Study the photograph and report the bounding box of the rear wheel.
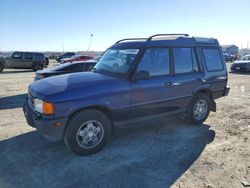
[186,93,211,124]
[63,109,112,156]
[33,64,43,71]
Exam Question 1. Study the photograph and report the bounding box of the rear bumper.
[23,99,68,141]
[223,86,230,96]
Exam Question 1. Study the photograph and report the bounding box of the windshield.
[240,55,250,61]
[94,48,139,75]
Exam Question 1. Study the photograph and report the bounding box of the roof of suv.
[111,34,220,49]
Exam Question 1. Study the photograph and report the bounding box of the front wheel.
[186,93,211,124]
[0,64,4,72]
[63,109,112,156]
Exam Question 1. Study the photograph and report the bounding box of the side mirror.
[136,70,150,80]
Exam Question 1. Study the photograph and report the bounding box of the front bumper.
[23,99,68,141]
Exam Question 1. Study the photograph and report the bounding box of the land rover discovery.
[23,34,230,155]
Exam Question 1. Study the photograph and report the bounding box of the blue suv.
[23,34,230,155]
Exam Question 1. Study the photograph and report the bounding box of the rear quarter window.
[203,48,223,71]
[24,53,33,60]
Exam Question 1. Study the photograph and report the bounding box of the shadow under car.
[0,118,215,188]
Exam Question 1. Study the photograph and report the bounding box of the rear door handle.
[165,82,182,87]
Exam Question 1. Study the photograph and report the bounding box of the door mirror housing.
[136,70,150,80]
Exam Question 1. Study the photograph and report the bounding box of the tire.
[0,64,4,72]
[186,93,211,125]
[63,109,112,156]
[33,64,43,71]
[45,58,49,66]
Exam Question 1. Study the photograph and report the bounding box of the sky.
[0,0,250,52]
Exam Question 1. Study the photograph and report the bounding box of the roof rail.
[194,37,217,44]
[116,38,147,44]
[147,34,189,41]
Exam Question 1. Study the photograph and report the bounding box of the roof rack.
[147,34,189,41]
[194,37,217,44]
[116,38,147,44]
[115,34,190,44]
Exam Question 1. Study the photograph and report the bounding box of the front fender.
[54,99,113,118]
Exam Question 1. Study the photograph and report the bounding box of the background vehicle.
[0,51,47,72]
[45,57,49,66]
[240,54,250,61]
[60,55,93,64]
[223,53,234,62]
[24,34,229,155]
[230,54,250,72]
[56,52,75,62]
[35,60,97,80]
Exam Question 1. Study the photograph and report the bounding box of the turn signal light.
[43,102,54,115]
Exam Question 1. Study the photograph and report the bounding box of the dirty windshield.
[94,48,139,75]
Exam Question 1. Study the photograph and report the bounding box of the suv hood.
[29,72,122,102]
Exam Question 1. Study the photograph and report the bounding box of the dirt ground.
[0,61,249,188]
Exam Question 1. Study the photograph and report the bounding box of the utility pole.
[62,44,64,53]
[87,34,93,52]
[247,41,249,49]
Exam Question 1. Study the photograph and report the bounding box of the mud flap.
[211,100,216,112]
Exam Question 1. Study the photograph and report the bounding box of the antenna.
[87,34,93,52]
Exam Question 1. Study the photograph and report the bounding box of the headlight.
[34,98,54,114]
[34,98,43,113]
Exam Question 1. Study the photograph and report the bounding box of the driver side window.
[12,52,22,59]
[137,48,170,76]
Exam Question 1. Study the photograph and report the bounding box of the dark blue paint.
[23,35,229,141]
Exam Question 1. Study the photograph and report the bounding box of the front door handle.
[172,82,181,86]
[165,82,172,87]
[196,78,206,82]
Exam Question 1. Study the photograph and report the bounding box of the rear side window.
[203,49,223,71]
[137,48,170,76]
[24,53,33,60]
[34,53,45,61]
[173,48,199,74]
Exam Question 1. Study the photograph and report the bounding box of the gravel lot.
[0,62,249,188]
